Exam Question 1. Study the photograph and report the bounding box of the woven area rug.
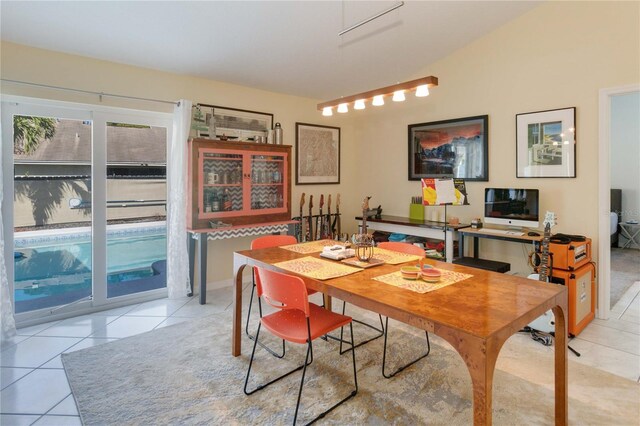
[62,310,639,425]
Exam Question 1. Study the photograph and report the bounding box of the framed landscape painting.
[295,123,340,185]
[516,107,576,178]
[408,115,488,181]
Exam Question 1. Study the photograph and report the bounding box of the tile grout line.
[42,392,74,418]
[2,299,191,417]
[588,324,640,336]
[0,367,38,392]
[624,290,640,309]
[572,336,640,358]
[1,312,131,396]
[615,289,640,319]
[579,323,640,339]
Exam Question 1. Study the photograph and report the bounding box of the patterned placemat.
[274,256,361,280]
[373,269,473,294]
[281,240,345,254]
[373,247,424,265]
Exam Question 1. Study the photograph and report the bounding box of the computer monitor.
[484,188,539,229]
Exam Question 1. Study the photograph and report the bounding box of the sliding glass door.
[2,100,172,326]
[103,115,168,300]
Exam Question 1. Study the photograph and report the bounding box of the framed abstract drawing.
[295,123,340,185]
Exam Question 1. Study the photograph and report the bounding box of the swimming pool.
[14,223,167,313]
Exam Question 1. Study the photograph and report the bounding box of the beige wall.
[346,1,639,274]
[2,1,639,286]
[1,40,359,286]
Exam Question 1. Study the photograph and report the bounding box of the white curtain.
[166,99,193,299]
[0,119,17,341]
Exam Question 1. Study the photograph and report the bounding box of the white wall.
[611,92,640,224]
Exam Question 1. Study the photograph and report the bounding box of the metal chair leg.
[292,339,312,424]
[245,280,286,359]
[328,301,384,354]
[244,324,308,396]
[381,316,431,379]
[245,321,358,425]
[295,322,358,425]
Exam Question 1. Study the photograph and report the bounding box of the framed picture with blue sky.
[516,107,576,178]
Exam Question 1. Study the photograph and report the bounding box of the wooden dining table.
[232,244,568,425]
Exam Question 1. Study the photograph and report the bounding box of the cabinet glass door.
[202,152,243,215]
[250,153,285,212]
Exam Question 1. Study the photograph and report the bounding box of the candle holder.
[353,233,374,262]
[353,195,374,261]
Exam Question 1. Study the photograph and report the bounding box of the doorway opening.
[598,84,640,319]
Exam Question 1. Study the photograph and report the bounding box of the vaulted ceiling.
[1,1,539,100]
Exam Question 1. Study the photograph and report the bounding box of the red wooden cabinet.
[187,139,291,230]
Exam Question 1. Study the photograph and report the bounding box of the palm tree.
[13,115,56,155]
[13,116,92,227]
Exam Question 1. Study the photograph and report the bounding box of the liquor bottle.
[233,164,241,184]
[223,189,232,211]
[211,190,221,212]
[204,189,212,212]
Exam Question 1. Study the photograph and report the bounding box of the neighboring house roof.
[15,119,167,164]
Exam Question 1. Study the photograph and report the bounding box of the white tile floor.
[1,283,639,425]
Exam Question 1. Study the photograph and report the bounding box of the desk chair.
[377,242,431,378]
[246,235,298,358]
[244,267,358,424]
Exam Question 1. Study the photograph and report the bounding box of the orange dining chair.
[244,266,358,424]
[246,234,298,358]
[376,241,431,378]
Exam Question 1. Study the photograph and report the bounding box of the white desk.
[456,227,543,273]
[355,215,467,263]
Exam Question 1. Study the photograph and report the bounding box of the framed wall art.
[408,115,488,181]
[192,104,273,142]
[295,123,340,185]
[516,107,576,178]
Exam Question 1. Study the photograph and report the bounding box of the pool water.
[107,268,154,284]
[16,234,166,278]
[13,231,167,312]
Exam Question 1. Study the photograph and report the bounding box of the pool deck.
[14,221,166,245]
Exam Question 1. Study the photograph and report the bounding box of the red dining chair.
[244,266,358,424]
[246,235,298,358]
[376,241,431,378]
